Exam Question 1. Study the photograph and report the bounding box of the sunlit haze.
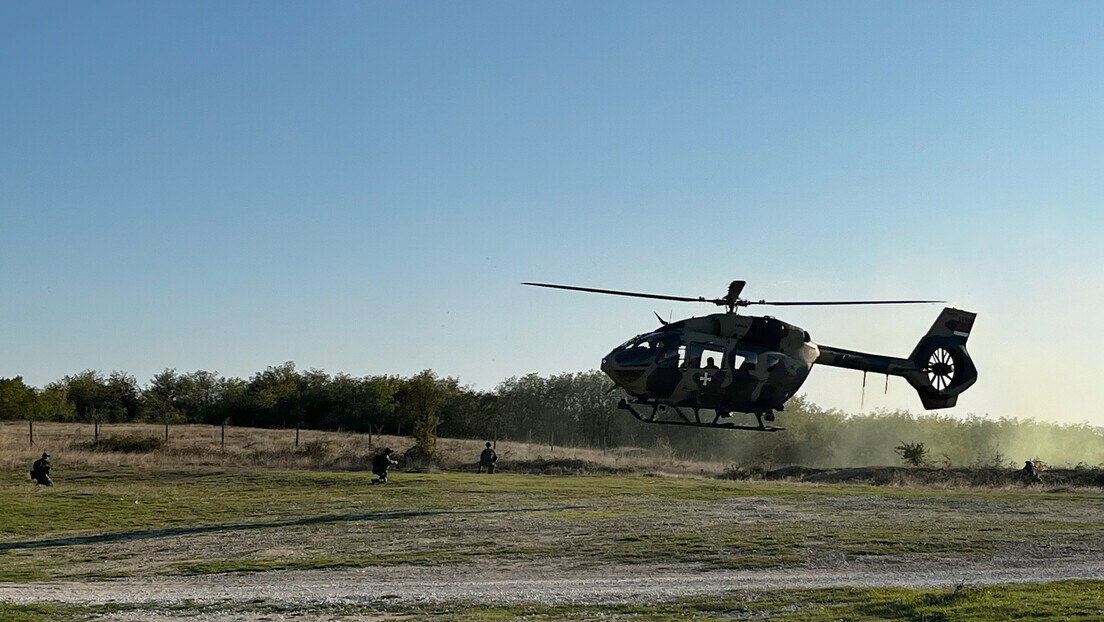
[3,2,1102,426]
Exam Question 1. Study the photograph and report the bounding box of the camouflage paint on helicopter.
[526,281,977,432]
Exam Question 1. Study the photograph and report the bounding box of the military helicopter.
[524,281,977,432]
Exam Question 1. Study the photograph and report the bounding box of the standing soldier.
[372,448,397,484]
[478,442,498,474]
[30,452,52,486]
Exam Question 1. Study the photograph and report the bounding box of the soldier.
[30,452,52,486]
[372,448,397,484]
[1016,460,1043,485]
[478,442,497,474]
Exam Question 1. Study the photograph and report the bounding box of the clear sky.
[3,2,1103,425]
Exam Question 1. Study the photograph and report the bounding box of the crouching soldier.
[372,448,397,484]
[31,452,53,486]
[478,442,497,474]
[1016,460,1043,486]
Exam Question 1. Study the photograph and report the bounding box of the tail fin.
[902,308,978,409]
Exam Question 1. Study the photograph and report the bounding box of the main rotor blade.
[749,299,945,306]
[522,282,715,304]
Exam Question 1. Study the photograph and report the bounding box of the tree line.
[3,364,1104,467]
[0,364,621,448]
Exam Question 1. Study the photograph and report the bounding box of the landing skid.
[618,399,784,432]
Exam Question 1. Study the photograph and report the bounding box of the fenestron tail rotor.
[925,348,956,391]
[523,281,943,314]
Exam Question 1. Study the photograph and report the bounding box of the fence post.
[28,420,33,447]
[295,421,300,448]
[221,420,226,450]
[94,419,99,442]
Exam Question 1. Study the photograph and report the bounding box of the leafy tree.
[36,382,76,421]
[0,377,36,420]
[59,370,140,422]
[142,369,184,423]
[397,370,448,456]
[439,387,498,440]
[244,362,302,428]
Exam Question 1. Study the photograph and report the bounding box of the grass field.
[5,468,1104,581]
[3,423,1104,620]
[3,581,1104,622]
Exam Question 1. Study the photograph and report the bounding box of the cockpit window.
[614,333,681,367]
[624,333,680,351]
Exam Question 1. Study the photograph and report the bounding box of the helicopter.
[524,280,977,432]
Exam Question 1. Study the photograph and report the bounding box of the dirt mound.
[500,458,637,476]
[757,465,1104,488]
[73,434,166,454]
[402,445,440,471]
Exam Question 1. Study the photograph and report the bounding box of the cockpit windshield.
[622,332,678,351]
[612,332,681,367]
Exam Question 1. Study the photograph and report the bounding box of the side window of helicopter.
[687,343,724,369]
[655,338,679,364]
[730,353,747,370]
[700,348,723,369]
[677,345,686,367]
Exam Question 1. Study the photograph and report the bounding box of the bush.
[81,434,165,453]
[295,440,328,459]
[895,441,930,466]
[402,445,436,471]
[718,463,767,480]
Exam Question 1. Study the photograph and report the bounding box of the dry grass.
[0,421,723,475]
[9,422,1098,489]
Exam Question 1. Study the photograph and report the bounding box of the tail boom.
[815,308,978,410]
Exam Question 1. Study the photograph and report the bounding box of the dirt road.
[5,556,1104,608]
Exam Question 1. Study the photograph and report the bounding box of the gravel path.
[4,556,1104,608]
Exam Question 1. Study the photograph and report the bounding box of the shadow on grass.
[0,505,583,551]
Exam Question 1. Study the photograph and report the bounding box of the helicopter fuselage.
[600,313,819,416]
[528,280,976,430]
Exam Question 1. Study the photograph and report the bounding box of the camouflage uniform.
[31,452,52,486]
[1016,460,1043,485]
[478,442,497,474]
[372,448,397,483]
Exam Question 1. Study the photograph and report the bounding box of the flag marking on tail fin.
[946,320,973,337]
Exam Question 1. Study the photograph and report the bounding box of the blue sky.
[3,2,1103,425]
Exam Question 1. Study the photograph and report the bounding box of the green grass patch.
[3,467,1103,583]
[382,581,1104,620]
[172,549,475,575]
[7,581,1099,621]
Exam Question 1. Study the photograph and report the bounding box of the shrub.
[402,445,435,471]
[895,441,930,466]
[295,440,328,459]
[82,434,165,453]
